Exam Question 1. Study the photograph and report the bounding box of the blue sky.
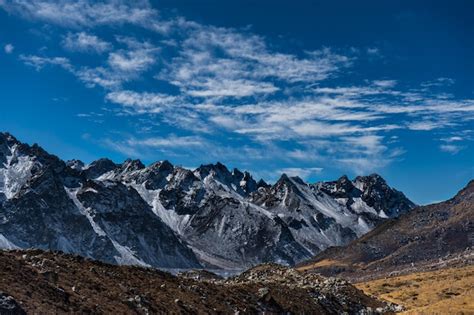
[0,0,473,204]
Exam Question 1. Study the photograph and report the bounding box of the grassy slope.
[356,265,474,314]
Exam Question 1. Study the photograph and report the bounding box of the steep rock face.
[105,158,414,268]
[72,180,199,268]
[82,158,117,179]
[115,163,310,268]
[250,174,400,255]
[318,174,415,218]
[0,133,200,268]
[0,132,416,269]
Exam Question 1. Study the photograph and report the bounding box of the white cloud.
[106,90,178,113]
[19,54,72,71]
[159,26,351,99]
[438,134,468,155]
[20,36,159,89]
[442,136,463,142]
[407,121,441,131]
[108,50,155,72]
[62,32,111,53]
[9,1,474,176]
[278,167,323,179]
[0,0,167,31]
[108,40,158,73]
[372,80,397,88]
[4,43,14,54]
[439,144,464,154]
[74,67,123,89]
[338,157,388,173]
[421,77,455,88]
[367,47,380,55]
[186,78,278,98]
[342,135,386,155]
[127,135,205,148]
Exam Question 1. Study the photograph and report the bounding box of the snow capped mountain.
[0,132,415,269]
[251,174,415,256]
[0,133,200,268]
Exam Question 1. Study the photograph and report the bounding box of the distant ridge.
[298,180,474,280]
[1,132,415,268]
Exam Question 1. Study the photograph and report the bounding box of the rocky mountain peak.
[153,160,174,171]
[275,173,305,189]
[120,159,145,172]
[0,133,20,165]
[231,168,259,195]
[232,168,244,178]
[318,175,359,198]
[66,159,85,171]
[84,158,117,179]
[257,178,270,189]
[126,160,176,190]
[196,162,231,180]
[354,173,385,189]
[252,174,306,209]
[0,132,19,145]
[194,163,262,196]
[275,173,291,186]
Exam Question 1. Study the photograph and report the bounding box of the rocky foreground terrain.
[0,249,402,314]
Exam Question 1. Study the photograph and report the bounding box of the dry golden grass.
[297,259,347,271]
[356,265,474,314]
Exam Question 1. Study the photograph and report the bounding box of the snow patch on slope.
[111,239,150,267]
[0,144,36,199]
[131,183,191,234]
[0,234,19,250]
[351,197,377,215]
[65,187,106,236]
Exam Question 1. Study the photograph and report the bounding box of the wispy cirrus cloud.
[278,167,323,180]
[62,32,111,53]
[19,54,72,71]
[5,0,473,175]
[438,134,469,155]
[159,25,351,99]
[107,39,158,73]
[21,35,159,89]
[421,77,455,88]
[106,90,179,114]
[126,135,206,148]
[439,144,464,154]
[0,0,169,31]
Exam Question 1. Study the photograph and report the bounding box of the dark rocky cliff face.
[0,132,200,268]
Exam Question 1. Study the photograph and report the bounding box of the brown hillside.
[0,249,396,314]
[298,180,474,281]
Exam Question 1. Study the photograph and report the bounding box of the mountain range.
[0,132,415,269]
[298,180,474,280]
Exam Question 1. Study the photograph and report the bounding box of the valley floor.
[355,265,474,314]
